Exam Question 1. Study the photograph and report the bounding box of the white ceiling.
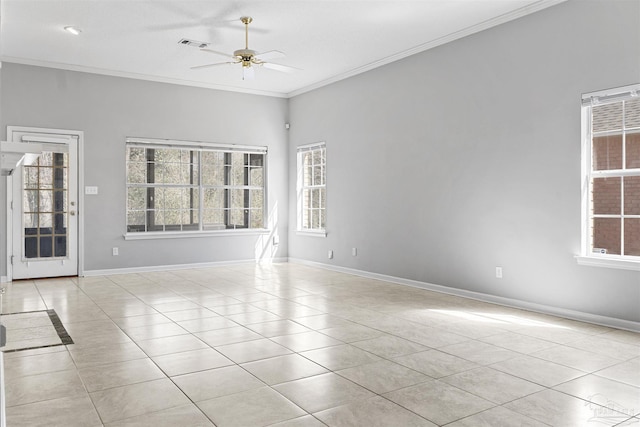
[1,0,565,98]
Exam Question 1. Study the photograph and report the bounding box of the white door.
[9,128,79,279]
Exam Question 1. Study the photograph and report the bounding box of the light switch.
[85,186,98,195]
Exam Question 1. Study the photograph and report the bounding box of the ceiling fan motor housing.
[234,49,258,67]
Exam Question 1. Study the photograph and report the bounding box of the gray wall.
[0,63,4,278]
[288,0,640,323]
[1,64,289,273]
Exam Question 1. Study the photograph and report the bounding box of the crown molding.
[0,56,289,99]
[1,0,567,100]
[287,0,568,98]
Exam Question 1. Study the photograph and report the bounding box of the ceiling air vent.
[178,39,209,49]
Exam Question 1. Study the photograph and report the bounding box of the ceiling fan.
[190,16,297,80]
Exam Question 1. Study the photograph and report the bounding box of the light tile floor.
[0,263,639,426]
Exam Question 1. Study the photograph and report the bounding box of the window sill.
[296,230,327,238]
[124,229,271,240]
[575,255,640,272]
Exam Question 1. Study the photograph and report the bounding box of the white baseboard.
[289,258,640,333]
[83,257,289,277]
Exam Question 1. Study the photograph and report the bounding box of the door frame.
[5,126,85,280]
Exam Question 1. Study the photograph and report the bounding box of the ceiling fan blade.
[200,48,236,60]
[254,50,285,61]
[262,62,299,74]
[243,66,255,80]
[191,61,235,70]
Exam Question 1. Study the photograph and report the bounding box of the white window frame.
[296,142,326,237]
[124,137,269,240]
[577,84,640,271]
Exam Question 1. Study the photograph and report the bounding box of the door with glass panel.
[9,128,79,279]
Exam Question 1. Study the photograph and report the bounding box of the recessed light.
[64,26,81,35]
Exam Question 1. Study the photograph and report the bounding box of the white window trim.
[125,137,268,237]
[578,84,640,271]
[575,255,640,271]
[126,137,267,153]
[296,142,326,236]
[296,230,327,238]
[124,228,270,240]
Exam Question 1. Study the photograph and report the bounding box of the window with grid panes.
[297,142,326,233]
[126,139,266,233]
[582,86,640,262]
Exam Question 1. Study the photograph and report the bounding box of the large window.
[581,85,640,266]
[296,142,326,234]
[126,138,266,234]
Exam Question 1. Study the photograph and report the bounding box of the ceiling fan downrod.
[236,16,254,68]
[241,16,252,49]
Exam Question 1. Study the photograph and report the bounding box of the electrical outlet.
[496,266,503,279]
[328,250,333,259]
[112,247,119,256]
[352,247,357,256]
[85,186,99,195]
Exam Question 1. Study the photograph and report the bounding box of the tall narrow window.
[126,138,266,234]
[582,85,640,266]
[201,151,264,230]
[297,142,326,234]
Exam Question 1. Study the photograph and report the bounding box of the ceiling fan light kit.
[188,16,297,80]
